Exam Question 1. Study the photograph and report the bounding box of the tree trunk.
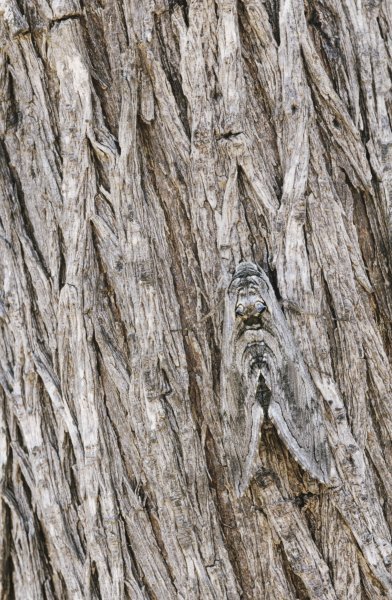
[1,0,392,598]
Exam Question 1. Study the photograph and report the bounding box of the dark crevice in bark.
[62,431,83,518]
[360,581,372,600]
[365,365,392,509]
[359,565,388,600]
[14,421,28,457]
[376,16,388,43]
[83,12,120,139]
[364,142,386,222]
[86,138,110,193]
[2,532,15,599]
[90,561,102,600]
[94,190,116,223]
[260,0,280,45]
[153,16,191,140]
[237,166,270,268]
[50,15,82,27]
[206,322,222,420]
[57,226,66,291]
[18,462,34,510]
[304,2,347,104]
[260,426,305,491]
[279,542,311,600]
[40,384,61,453]
[4,0,28,37]
[1,417,15,599]
[212,0,219,22]
[386,90,392,132]
[347,179,392,355]
[16,1,38,31]
[320,271,340,385]
[357,78,371,146]
[33,511,58,597]
[4,59,21,132]
[26,52,62,161]
[302,56,342,179]
[90,226,130,365]
[120,519,159,600]
[187,369,204,440]
[238,4,279,130]
[216,131,243,141]
[266,265,282,302]
[295,492,323,552]
[161,394,180,438]
[303,223,315,297]
[0,141,50,281]
[18,241,49,351]
[143,509,178,595]
[114,1,130,48]
[168,0,189,27]
[132,485,179,594]
[364,446,392,535]
[98,389,136,481]
[55,571,68,599]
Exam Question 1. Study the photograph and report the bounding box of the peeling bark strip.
[1,0,392,598]
[222,263,331,494]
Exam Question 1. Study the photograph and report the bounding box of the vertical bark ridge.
[1,0,392,598]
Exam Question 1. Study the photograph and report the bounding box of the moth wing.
[222,365,264,495]
[268,359,330,484]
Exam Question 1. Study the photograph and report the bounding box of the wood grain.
[0,0,392,598]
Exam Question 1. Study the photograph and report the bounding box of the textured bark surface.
[221,262,331,496]
[1,0,392,598]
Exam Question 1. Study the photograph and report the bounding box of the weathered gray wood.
[0,0,392,598]
[221,262,331,495]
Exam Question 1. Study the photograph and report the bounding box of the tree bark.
[1,0,392,598]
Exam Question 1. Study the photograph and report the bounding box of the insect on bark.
[221,263,331,495]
